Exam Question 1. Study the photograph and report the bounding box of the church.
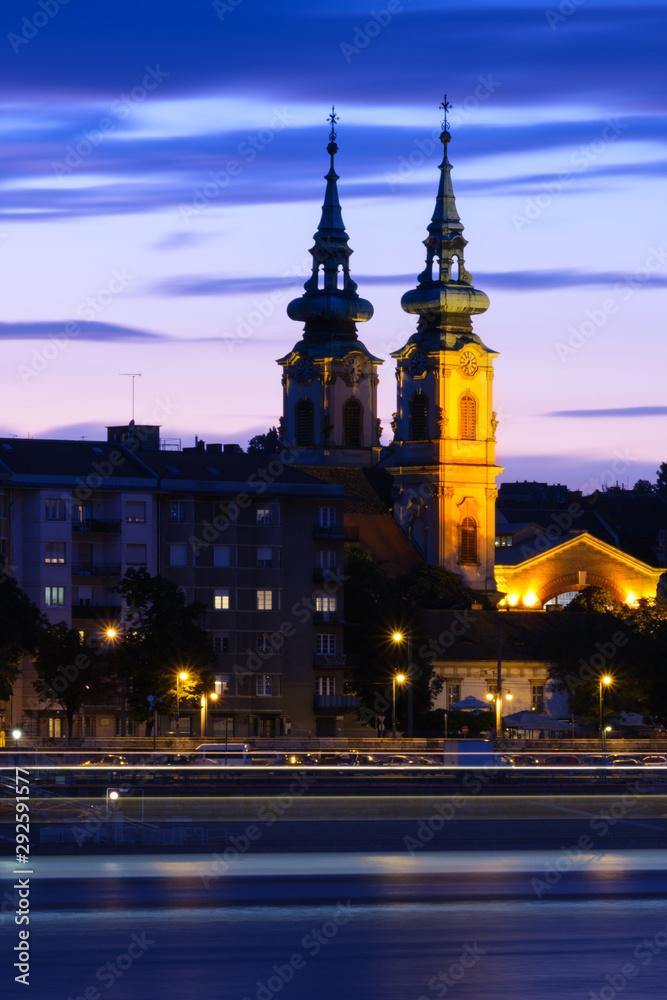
[1,107,665,740]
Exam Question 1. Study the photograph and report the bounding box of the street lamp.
[12,728,21,748]
[392,673,405,738]
[392,631,414,737]
[175,671,188,736]
[599,675,612,738]
[200,692,218,739]
[103,626,125,738]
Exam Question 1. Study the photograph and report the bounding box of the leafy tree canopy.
[33,624,110,738]
[564,585,619,614]
[0,573,44,701]
[247,427,280,454]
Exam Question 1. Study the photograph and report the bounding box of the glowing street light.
[392,630,414,737]
[175,671,189,736]
[599,675,612,739]
[392,673,406,738]
[12,728,21,748]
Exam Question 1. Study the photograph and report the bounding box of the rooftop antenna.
[119,373,142,422]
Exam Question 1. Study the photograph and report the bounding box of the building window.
[213,633,230,653]
[77,586,92,607]
[532,684,545,713]
[45,586,65,607]
[169,543,187,566]
[45,499,66,521]
[214,589,230,610]
[256,590,272,611]
[256,632,272,653]
[318,507,336,528]
[256,546,273,567]
[316,634,336,654]
[316,596,336,620]
[169,502,187,523]
[126,501,146,523]
[214,545,231,567]
[459,392,477,440]
[72,504,91,524]
[318,550,337,569]
[459,518,478,565]
[214,675,231,695]
[409,392,429,441]
[316,676,336,696]
[127,544,147,566]
[343,398,362,447]
[447,684,460,708]
[45,542,66,564]
[256,507,272,525]
[295,397,315,448]
[495,534,513,547]
[256,675,273,697]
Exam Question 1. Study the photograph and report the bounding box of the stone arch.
[538,573,625,607]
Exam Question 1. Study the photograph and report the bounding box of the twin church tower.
[277,106,501,597]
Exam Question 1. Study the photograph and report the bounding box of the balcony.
[314,654,346,667]
[313,567,341,583]
[71,603,122,619]
[72,563,122,577]
[313,612,342,625]
[313,525,344,540]
[72,519,121,534]
[313,694,360,710]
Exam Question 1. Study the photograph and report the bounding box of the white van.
[194,743,251,766]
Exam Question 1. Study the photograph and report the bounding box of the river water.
[4,851,667,1000]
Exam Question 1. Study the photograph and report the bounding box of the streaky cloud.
[547,407,667,418]
[0,320,167,341]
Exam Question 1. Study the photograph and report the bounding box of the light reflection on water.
[12,852,667,1000]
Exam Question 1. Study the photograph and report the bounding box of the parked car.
[642,755,667,766]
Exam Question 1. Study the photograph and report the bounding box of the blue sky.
[0,0,666,488]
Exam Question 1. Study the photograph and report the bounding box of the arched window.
[410,393,429,441]
[459,517,478,565]
[295,397,314,448]
[343,398,362,448]
[459,392,476,440]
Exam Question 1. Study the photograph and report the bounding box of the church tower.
[382,102,502,594]
[277,111,382,467]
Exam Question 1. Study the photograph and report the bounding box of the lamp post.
[392,631,414,737]
[175,671,188,735]
[12,728,21,749]
[200,692,218,739]
[104,627,125,738]
[599,675,612,741]
[392,673,406,738]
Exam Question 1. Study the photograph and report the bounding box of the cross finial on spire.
[440,95,451,132]
[328,106,339,143]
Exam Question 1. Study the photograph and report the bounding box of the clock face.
[409,350,428,377]
[459,351,478,376]
[294,357,314,382]
[343,356,362,381]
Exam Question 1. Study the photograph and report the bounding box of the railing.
[71,604,122,619]
[72,563,122,576]
[313,567,341,582]
[313,694,360,709]
[72,519,122,533]
[313,612,342,625]
[313,526,344,539]
[314,653,346,667]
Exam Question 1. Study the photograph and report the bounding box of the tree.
[656,462,667,500]
[33,624,109,739]
[109,568,215,729]
[633,479,654,494]
[247,427,280,454]
[0,574,44,701]
[563,585,619,614]
[343,552,482,733]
